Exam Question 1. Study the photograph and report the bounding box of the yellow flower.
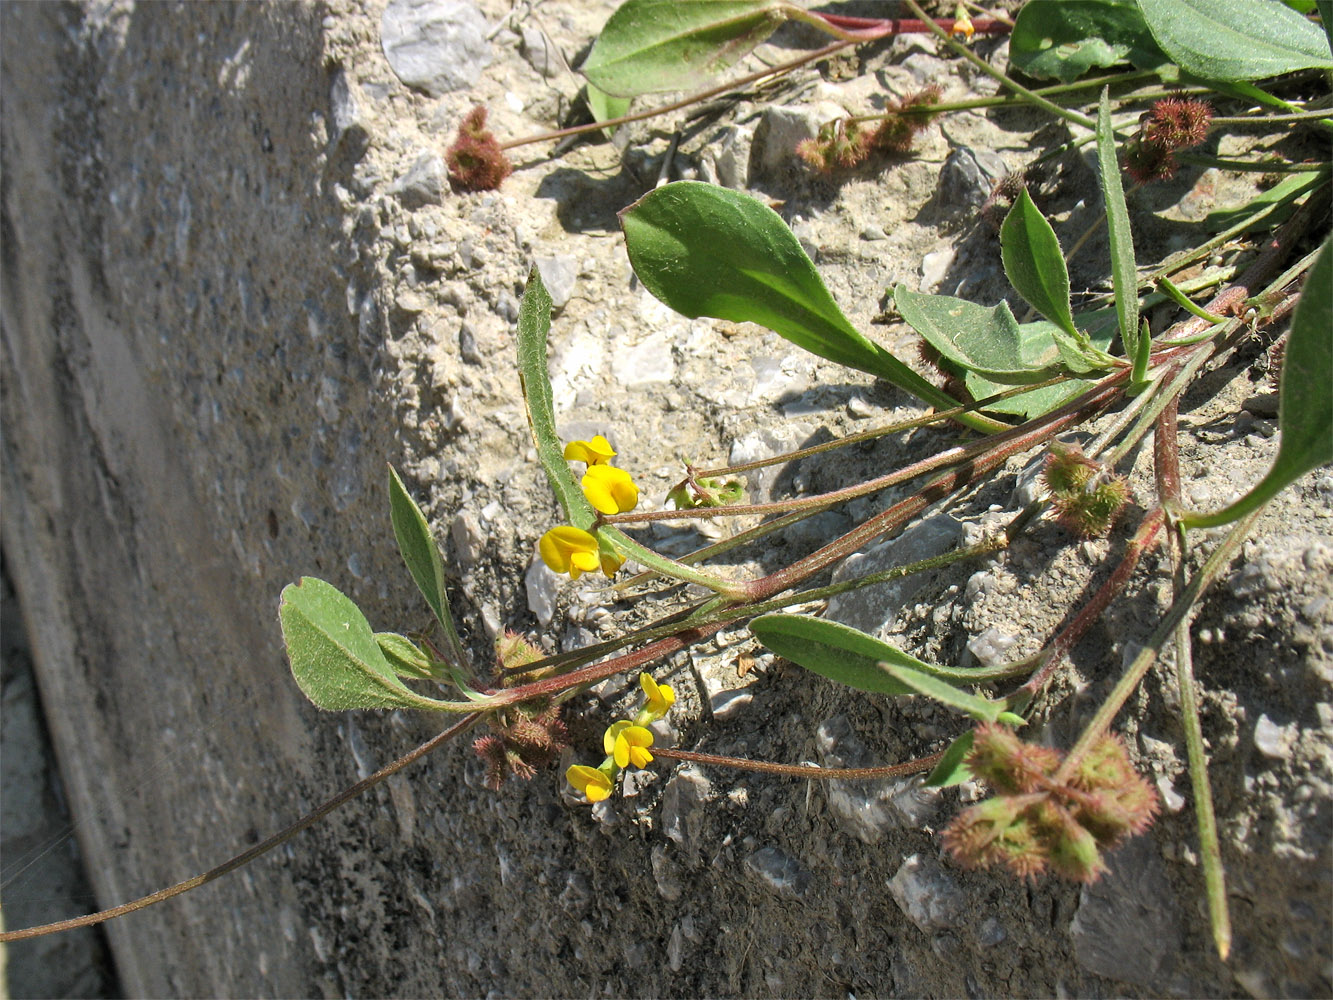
[950,8,974,40]
[563,435,616,466]
[539,526,602,579]
[604,721,654,769]
[582,465,640,515]
[599,545,626,577]
[638,672,675,724]
[566,764,613,803]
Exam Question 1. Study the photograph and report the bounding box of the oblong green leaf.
[893,287,1066,384]
[1096,87,1141,370]
[582,0,789,98]
[517,268,595,531]
[280,577,456,712]
[1139,0,1333,81]
[1181,234,1333,528]
[879,662,1005,722]
[376,631,438,680]
[585,82,631,139]
[1009,0,1168,81]
[620,182,1006,433]
[924,730,975,787]
[750,613,1020,695]
[388,465,466,667]
[1000,188,1078,338]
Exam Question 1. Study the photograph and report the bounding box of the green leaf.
[1009,0,1169,81]
[960,316,1115,418]
[376,632,438,680]
[1138,0,1333,81]
[924,730,975,787]
[878,661,1007,722]
[517,269,596,531]
[1181,235,1333,528]
[517,268,740,595]
[893,287,1068,385]
[620,182,1006,433]
[581,0,789,98]
[1096,87,1141,372]
[1001,189,1079,338]
[388,465,466,667]
[1320,0,1333,51]
[1202,169,1329,234]
[585,82,632,139]
[279,577,459,712]
[750,613,1021,694]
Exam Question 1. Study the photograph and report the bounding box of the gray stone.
[937,144,1008,211]
[825,513,961,636]
[524,557,561,626]
[746,846,812,898]
[534,254,578,310]
[328,66,369,156]
[393,152,448,208]
[520,25,560,77]
[749,102,843,185]
[381,0,492,96]
[661,766,713,862]
[966,627,1018,668]
[1070,835,1182,987]
[817,715,942,843]
[888,854,964,933]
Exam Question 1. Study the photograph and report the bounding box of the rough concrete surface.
[1,1,1330,997]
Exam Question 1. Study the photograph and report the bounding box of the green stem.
[899,0,1095,130]
[1057,507,1266,778]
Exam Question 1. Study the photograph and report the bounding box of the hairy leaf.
[1182,235,1333,528]
[1009,0,1168,81]
[388,465,465,666]
[621,182,1005,432]
[1139,0,1333,81]
[750,613,1020,695]
[280,577,456,712]
[1096,88,1141,369]
[582,0,789,98]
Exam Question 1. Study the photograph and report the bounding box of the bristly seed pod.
[446,105,513,192]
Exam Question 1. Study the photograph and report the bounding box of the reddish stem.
[654,746,942,780]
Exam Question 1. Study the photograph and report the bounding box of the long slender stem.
[500,41,855,152]
[1057,507,1266,778]
[0,713,483,942]
[899,0,1095,129]
[653,747,943,780]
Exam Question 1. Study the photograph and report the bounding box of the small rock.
[746,846,812,899]
[520,25,559,77]
[651,845,684,901]
[451,511,484,570]
[534,255,578,310]
[847,396,877,418]
[1253,713,1294,759]
[381,0,492,97]
[937,144,1008,211]
[825,513,961,636]
[1070,835,1181,986]
[611,332,675,389]
[1241,392,1279,417]
[888,854,964,933]
[393,152,448,209]
[817,715,941,842]
[458,322,483,364]
[860,223,888,241]
[749,102,844,184]
[661,767,713,861]
[395,289,428,314]
[710,124,753,189]
[919,248,955,291]
[328,67,369,157]
[524,558,561,626]
[966,627,1019,668]
[709,687,752,720]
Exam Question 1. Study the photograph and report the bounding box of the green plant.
[5,0,1329,970]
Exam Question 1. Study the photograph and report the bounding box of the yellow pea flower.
[604,721,654,769]
[563,435,616,466]
[638,672,675,724]
[566,764,613,803]
[582,465,639,515]
[539,525,602,579]
[599,546,626,577]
